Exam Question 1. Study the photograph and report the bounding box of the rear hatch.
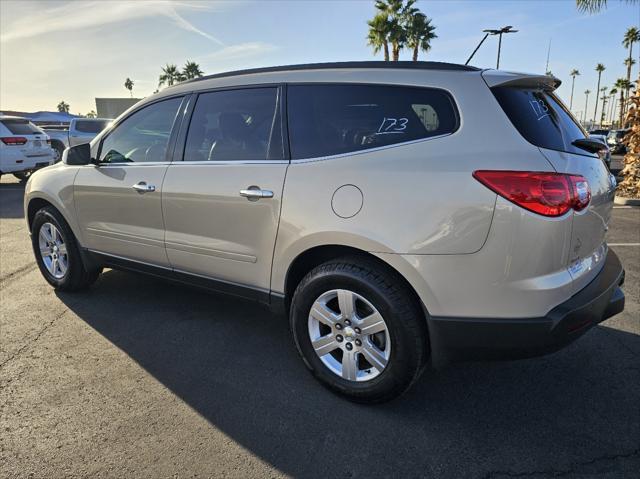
[484,71,616,291]
[0,118,52,160]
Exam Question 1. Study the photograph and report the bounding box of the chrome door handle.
[240,186,274,201]
[132,181,156,193]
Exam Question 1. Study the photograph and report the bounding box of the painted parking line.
[612,206,637,209]
[609,243,640,246]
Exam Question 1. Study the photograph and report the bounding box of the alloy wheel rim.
[308,289,391,382]
[38,222,68,279]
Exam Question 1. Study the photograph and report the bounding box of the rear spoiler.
[481,70,561,91]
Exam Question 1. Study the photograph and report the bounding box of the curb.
[614,196,640,206]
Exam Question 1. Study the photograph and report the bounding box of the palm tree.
[56,101,70,113]
[367,13,391,61]
[614,78,632,126]
[583,89,591,124]
[374,0,406,61]
[158,64,184,88]
[576,0,638,13]
[599,86,608,127]
[623,27,640,115]
[569,69,580,110]
[124,77,134,98]
[405,12,437,61]
[182,61,204,80]
[593,63,606,126]
[617,74,640,198]
[85,110,97,118]
[608,87,618,125]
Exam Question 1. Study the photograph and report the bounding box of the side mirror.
[64,143,94,165]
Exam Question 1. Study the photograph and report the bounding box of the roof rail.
[181,61,481,85]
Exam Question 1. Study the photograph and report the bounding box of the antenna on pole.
[466,26,518,69]
[545,38,552,74]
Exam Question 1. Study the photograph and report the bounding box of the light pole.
[485,26,518,69]
[465,26,518,68]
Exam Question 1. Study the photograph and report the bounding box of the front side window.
[183,88,282,162]
[287,84,458,160]
[99,97,182,163]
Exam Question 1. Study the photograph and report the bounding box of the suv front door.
[75,96,185,267]
[162,87,287,297]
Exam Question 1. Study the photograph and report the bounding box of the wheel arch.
[283,244,428,320]
[26,194,83,246]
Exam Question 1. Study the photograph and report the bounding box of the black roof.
[183,61,480,85]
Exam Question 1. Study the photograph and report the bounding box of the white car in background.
[0,115,55,181]
[44,118,112,162]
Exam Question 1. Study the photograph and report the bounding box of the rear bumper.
[429,249,625,362]
[0,150,54,173]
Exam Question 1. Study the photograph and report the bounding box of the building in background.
[95,98,141,119]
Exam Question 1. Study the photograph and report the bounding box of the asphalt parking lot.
[1,174,638,479]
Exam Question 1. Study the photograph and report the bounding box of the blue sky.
[1,0,638,121]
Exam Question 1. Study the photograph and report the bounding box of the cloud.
[197,42,278,64]
[0,0,225,44]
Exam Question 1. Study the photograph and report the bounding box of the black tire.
[13,171,31,182]
[52,142,65,163]
[290,257,429,403]
[31,206,102,291]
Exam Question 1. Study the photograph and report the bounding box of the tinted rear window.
[75,120,109,133]
[287,84,458,159]
[1,119,41,135]
[492,87,589,156]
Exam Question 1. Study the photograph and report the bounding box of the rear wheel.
[13,171,31,182]
[290,258,429,403]
[31,206,102,291]
[51,141,65,163]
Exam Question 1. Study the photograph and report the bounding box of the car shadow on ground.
[57,269,640,477]
[0,180,26,219]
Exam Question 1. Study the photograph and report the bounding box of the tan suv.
[25,62,625,402]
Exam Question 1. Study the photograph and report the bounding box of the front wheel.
[290,258,429,403]
[31,206,102,291]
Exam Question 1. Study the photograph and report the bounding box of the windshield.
[492,86,590,156]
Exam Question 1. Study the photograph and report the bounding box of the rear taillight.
[473,170,591,217]
[1,136,28,146]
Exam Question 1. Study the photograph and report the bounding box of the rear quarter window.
[492,87,589,156]
[1,119,41,135]
[287,84,458,159]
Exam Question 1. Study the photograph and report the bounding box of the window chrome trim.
[173,160,289,166]
[289,132,455,164]
[88,162,173,167]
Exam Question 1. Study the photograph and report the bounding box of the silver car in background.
[44,118,112,162]
[23,62,625,402]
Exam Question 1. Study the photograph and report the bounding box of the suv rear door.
[487,73,616,293]
[75,96,185,266]
[161,87,287,297]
